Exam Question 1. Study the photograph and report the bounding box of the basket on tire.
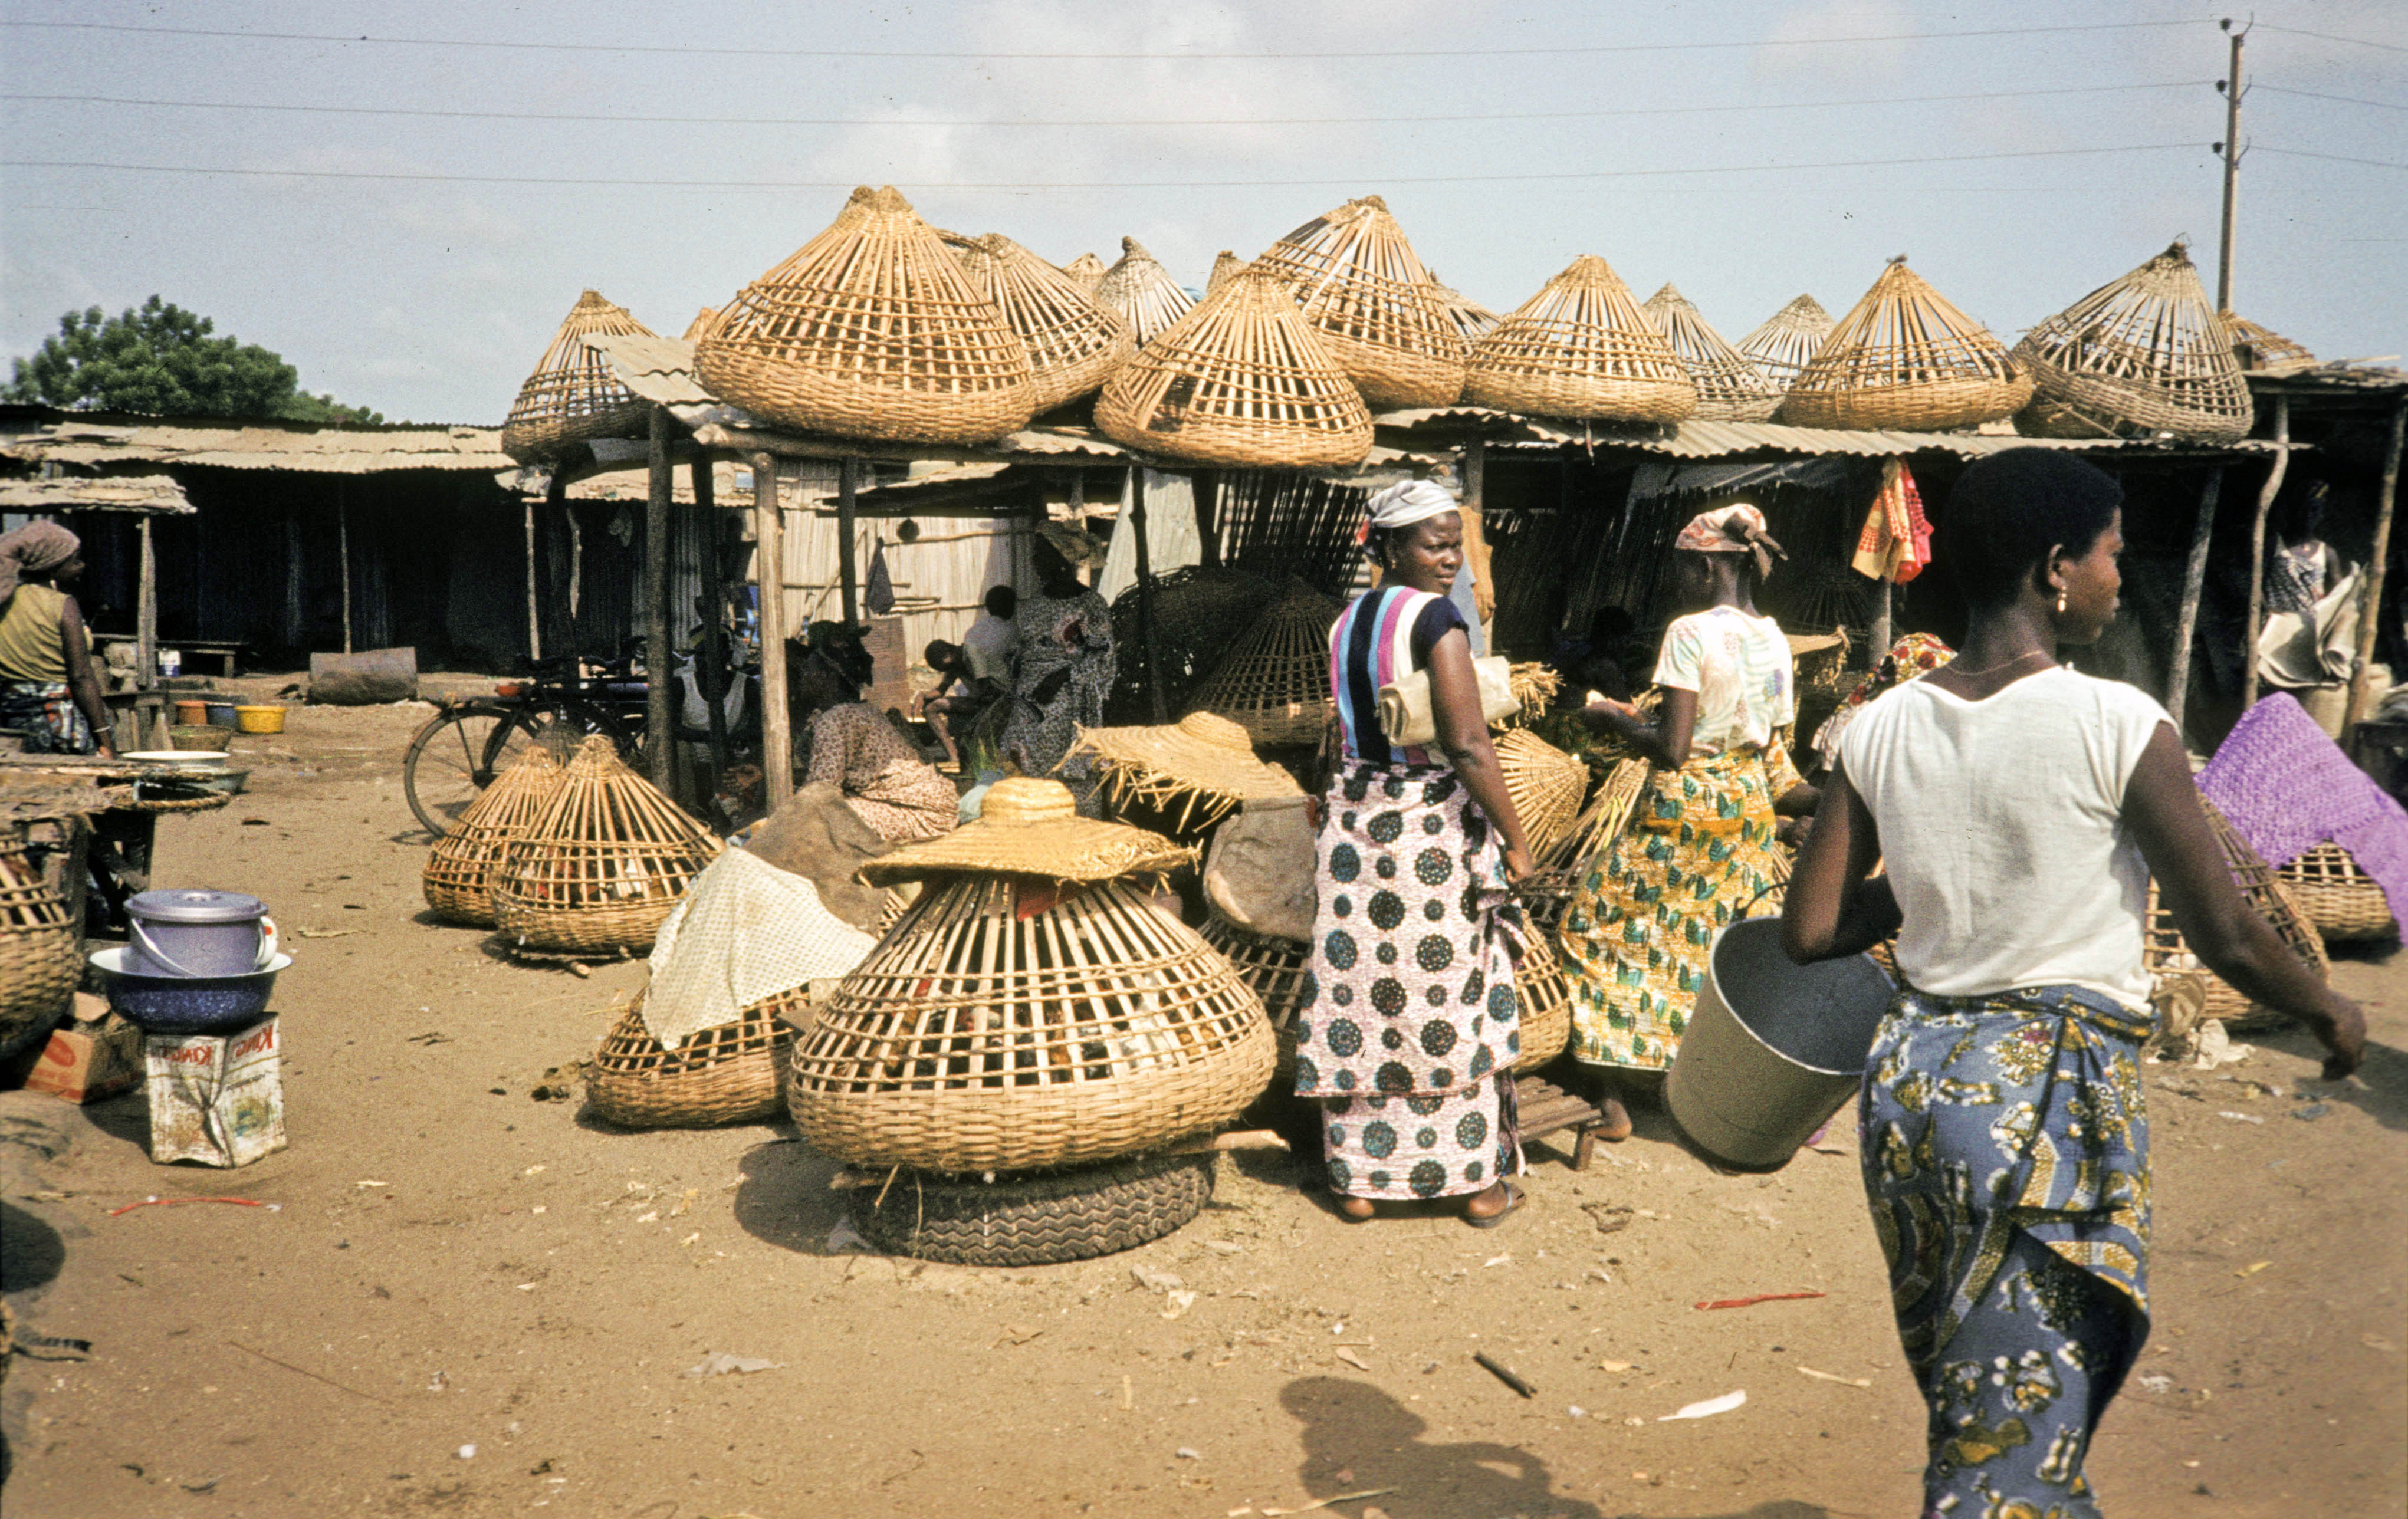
[851,1149,1215,1267]
[2144,800,2330,1032]
[491,736,722,955]
[0,834,78,1051]
[2276,843,2396,942]
[789,779,1273,1172]
[422,744,564,926]
[587,988,799,1129]
[1463,254,1697,424]
[1778,257,2031,432]
[500,290,659,465]
[1250,194,1469,410]
[1180,581,1343,748]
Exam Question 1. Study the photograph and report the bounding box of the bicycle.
[402,654,647,837]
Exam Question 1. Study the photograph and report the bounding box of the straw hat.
[1094,236,1196,347]
[1070,711,1305,832]
[1642,284,1782,422]
[1779,258,2032,432]
[2012,242,2253,443]
[1251,195,1470,410]
[1735,294,1834,392]
[1464,254,1697,423]
[1207,251,1246,294]
[954,232,1134,413]
[860,777,1194,885]
[501,290,659,465]
[697,185,1039,446]
[1061,251,1109,294]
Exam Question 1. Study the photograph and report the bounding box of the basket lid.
[860,778,1194,884]
[1069,711,1306,810]
[129,887,265,924]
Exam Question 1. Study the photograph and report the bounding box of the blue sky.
[3,0,2401,423]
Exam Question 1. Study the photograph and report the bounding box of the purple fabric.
[2198,693,2408,923]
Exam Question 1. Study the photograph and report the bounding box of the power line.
[2254,23,2408,54]
[0,143,2211,192]
[2253,146,2408,169]
[0,80,2213,131]
[2255,84,2408,111]
[0,16,2209,62]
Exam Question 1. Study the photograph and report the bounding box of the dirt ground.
[1,688,2402,1519]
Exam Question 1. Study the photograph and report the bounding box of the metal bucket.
[124,889,275,979]
[1664,917,1894,1172]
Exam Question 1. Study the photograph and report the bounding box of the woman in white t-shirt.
[1558,502,1818,1131]
[1784,448,2363,1516]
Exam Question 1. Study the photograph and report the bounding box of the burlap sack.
[738,781,901,931]
[1203,795,1315,943]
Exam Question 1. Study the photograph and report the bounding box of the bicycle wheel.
[403,702,540,837]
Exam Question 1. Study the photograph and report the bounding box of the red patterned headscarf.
[1674,502,1785,580]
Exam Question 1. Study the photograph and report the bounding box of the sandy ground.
[1,692,2402,1519]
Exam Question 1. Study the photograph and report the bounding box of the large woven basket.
[2143,800,2330,1032]
[1429,276,1500,343]
[789,873,1274,1172]
[2012,242,2253,443]
[586,988,798,1129]
[0,837,78,1047]
[491,736,724,955]
[1060,251,1109,295]
[2278,843,2396,941]
[1251,195,1470,410]
[1105,564,1279,724]
[1736,294,1835,392]
[1780,258,2032,432]
[501,290,659,465]
[422,744,564,926]
[1093,236,1195,348]
[1514,929,1572,1071]
[697,185,1038,445]
[1642,283,1782,423]
[1207,251,1246,295]
[954,232,1134,414]
[1496,728,1589,863]
[1095,267,1374,469]
[2226,312,2315,373]
[1463,254,1697,423]
[1181,580,1342,746]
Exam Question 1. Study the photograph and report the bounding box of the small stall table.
[0,755,239,932]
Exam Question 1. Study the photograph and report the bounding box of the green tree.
[5,295,385,423]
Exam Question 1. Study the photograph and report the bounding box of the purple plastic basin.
[126,889,270,978]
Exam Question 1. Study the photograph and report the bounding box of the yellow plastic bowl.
[233,705,287,734]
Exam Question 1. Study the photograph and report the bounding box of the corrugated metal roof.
[0,471,195,515]
[1,417,508,474]
[1373,406,2278,460]
[583,332,720,408]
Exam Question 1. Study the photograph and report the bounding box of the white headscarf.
[1364,479,1459,535]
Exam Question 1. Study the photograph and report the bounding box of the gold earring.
[2055,585,2068,615]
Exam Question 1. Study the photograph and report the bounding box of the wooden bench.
[1515,1074,1617,1170]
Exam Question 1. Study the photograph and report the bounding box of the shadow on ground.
[730,1135,853,1255]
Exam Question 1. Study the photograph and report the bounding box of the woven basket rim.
[860,777,1193,883]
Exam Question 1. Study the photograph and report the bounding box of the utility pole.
[2215,18,2246,312]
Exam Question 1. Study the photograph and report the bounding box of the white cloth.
[962,612,1016,684]
[1653,606,1794,755]
[1365,479,1458,532]
[1838,666,2172,1011]
[642,849,876,1050]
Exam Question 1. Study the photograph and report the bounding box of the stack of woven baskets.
[0,830,79,1059]
[2013,242,2253,443]
[489,736,722,956]
[1180,580,1345,747]
[422,745,563,926]
[1779,257,2031,432]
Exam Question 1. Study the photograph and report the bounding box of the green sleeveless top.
[0,584,70,682]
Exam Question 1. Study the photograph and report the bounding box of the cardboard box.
[22,1007,144,1105]
[144,1015,288,1168]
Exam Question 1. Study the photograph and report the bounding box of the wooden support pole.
[135,514,156,689]
[753,453,793,813]
[2167,468,2224,735]
[337,484,354,656]
[282,502,304,647]
[837,456,860,627]
[2241,393,2291,710]
[691,452,730,789]
[524,497,543,663]
[1462,438,1496,636]
[1191,467,1221,569]
[2344,400,2407,742]
[1131,466,1167,722]
[645,406,676,792]
[1868,580,1891,663]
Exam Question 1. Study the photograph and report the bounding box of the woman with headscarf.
[789,621,957,844]
[0,521,114,756]
[1000,522,1114,814]
[1293,479,1536,1228]
[1555,502,1815,1127]
[1782,447,2364,1513]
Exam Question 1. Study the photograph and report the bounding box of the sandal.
[1465,1179,1525,1229]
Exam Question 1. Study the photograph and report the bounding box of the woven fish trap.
[696,185,1037,446]
[1786,630,1852,706]
[491,736,724,955]
[2012,242,2253,443]
[2278,843,2396,941]
[1464,254,1697,423]
[0,837,78,1043]
[789,873,1275,1171]
[587,987,799,1129]
[1643,283,1782,422]
[1071,711,1305,835]
[1105,565,1278,723]
[1496,728,1589,863]
[1252,195,1470,410]
[955,232,1134,414]
[422,744,564,926]
[1061,251,1109,294]
[2226,312,2315,373]
[501,290,658,465]
[1181,580,1343,746]
[1522,757,1650,933]
[1430,278,1500,343]
[1513,929,1572,1071]
[1736,294,1834,392]
[1207,251,1246,294]
[1094,236,1196,348]
[1095,267,1374,469]
[2143,800,2330,1032]
[681,306,719,342]
[1200,911,1312,1083]
[1779,258,2032,432]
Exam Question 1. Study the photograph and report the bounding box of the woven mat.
[643,849,875,1050]
[2198,692,2408,922]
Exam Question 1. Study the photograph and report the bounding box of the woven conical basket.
[789,780,1274,1171]
[1094,236,1196,348]
[1062,251,1108,294]
[1207,251,1246,294]
[1513,928,1572,1070]
[1642,283,1782,422]
[697,185,1038,445]
[955,232,1134,413]
[1181,580,1343,745]
[681,306,719,342]
[1496,728,1589,863]
[501,290,658,465]
[1464,254,1697,423]
[1095,268,1374,469]
[491,737,724,955]
[587,987,799,1129]
[2278,843,2395,941]
[422,744,564,926]
[2013,242,2253,443]
[0,836,78,1047]
[2143,799,2328,1033]
[1780,259,2031,432]
[1430,278,1500,344]
[1252,195,1470,410]
[1737,294,1835,391]
[2226,312,2315,373]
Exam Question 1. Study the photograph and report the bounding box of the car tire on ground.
[850,1150,1215,1267]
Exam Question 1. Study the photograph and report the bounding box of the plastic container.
[234,704,287,734]
[204,701,239,727]
[124,889,276,979]
[91,946,291,1034]
[1663,917,1894,1172]
[172,699,210,725]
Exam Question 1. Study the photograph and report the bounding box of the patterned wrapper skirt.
[1558,745,1789,1071]
[1293,759,1525,1200]
[0,680,93,754]
[1862,984,2152,1515]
